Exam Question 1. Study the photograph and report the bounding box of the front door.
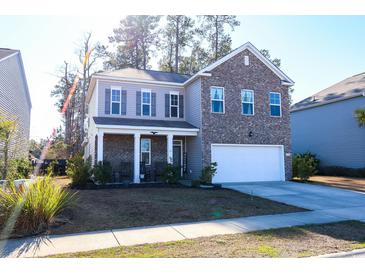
[173,140,182,176]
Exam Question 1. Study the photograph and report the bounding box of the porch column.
[97,131,104,163]
[133,133,141,183]
[167,133,173,164]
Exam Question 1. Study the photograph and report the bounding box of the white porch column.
[133,133,141,183]
[167,133,173,164]
[97,131,104,163]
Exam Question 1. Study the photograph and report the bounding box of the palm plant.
[355,108,365,127]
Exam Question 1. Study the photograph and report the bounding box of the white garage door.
[211,144,285,183]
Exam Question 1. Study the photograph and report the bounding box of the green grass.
[257,245,280,257]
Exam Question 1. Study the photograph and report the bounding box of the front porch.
[93,124,199,183]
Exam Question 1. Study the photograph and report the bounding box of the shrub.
[199,162,218,184]
[162,164,180,184]
[46,160,57,177]
[93,161,112,185]
[6,158,32,181]
[292,153,319,181]
[0,176,76,237]
[66,153,92,188]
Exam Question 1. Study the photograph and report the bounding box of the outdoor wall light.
[248,131,253,137]
[151,131,158,135]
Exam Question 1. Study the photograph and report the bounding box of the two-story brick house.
[84,42,294,184]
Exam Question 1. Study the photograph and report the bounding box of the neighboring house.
[291,72,365,169]
[84,42,294,184]
[0,48,32,159]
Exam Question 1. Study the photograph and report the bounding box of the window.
[211,87,224,113]
[241,89,254,115]
[111,87,121,115]
[170,92,179,118]
[140,138,151,165]
[269,92,281,117]
[141,89,151,116]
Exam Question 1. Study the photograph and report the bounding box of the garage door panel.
[211,145,284,183]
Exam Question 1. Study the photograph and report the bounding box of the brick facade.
[200,49,292,180]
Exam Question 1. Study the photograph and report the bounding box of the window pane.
[142,92,151,103]
[270,105,281,116]
[243,103,253,115]
[171,106,178,117]
[111,102,120,114]
[112,90,120,101]
[270,93,280,105]
[141,152,150,165]
[242,91,253,103]
[142,104,150,116]
[170,94,178,106]
[212,101,223,113]
[141,139,150,152]
[211,88,223,100]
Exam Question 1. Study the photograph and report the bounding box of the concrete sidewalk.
[0,210,350,258]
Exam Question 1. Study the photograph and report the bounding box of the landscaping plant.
[6,158,32,181]
[66,153,92,188]
[162,164,180,184]
[93,161,112,185]
[0,176,76,237]
[199,162,218,184]
[292,152,320,181]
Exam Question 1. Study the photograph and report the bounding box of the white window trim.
[110,86,121,115]
[241,89,254,116]
[140,138,151,165]
[141,88,152,117]
[169,91,179,118]
[210,86,225,114]
[269,92,282,117]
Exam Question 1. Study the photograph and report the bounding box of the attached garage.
[211,144,285,183]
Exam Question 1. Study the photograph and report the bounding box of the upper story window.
[269,92,281,117]
[111,87,121,115]
[141,89,151,116]
[211,87,224,113]
[241,89,254,115]
[170,92,179,118]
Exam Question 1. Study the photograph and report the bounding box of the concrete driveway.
[223,181,365,222]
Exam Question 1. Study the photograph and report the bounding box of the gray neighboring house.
[291,72,365,169]
[84,42,294,184]
[0,48,32,159]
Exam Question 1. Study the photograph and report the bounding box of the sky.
[1,15,365,140]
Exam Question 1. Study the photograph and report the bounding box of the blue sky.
[1,16,365,140]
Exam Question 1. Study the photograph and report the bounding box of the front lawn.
[51,221,365,258]
[50,182,305,235]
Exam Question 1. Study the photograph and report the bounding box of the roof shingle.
[291,72,365,111]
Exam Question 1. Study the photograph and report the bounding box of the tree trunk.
[175,16,180,73]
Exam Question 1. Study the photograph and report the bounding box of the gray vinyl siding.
[0,53,31,159]
[97,80,185,121]
[291,96,365,168]
[185,78,202,179]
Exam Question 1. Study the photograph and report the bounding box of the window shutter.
[136,91,141,116]
[165,94,170,117]
[121,90,127,115]
[105,88,111,115]
[151,92,156,117]
[179,95,184,118]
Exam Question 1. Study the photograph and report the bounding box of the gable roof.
[95,68,190,84]
[87,41,294,103]
[184,41,294,86]
[291,72,365,112]
[0,48,18,62]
